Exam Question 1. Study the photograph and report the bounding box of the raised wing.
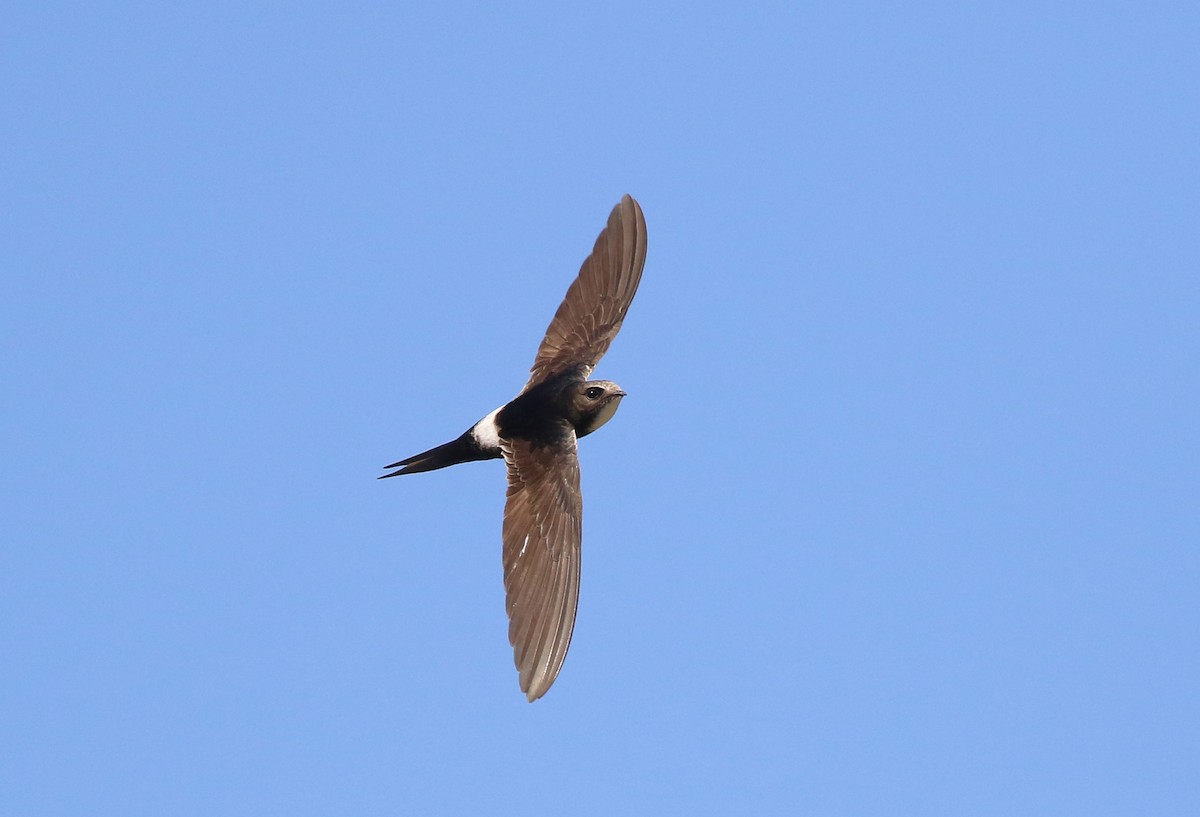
[500,432,582,701]
[523,195,647,390]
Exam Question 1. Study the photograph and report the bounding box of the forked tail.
[378,432,497,479]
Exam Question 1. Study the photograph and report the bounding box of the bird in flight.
[380,195,647,701]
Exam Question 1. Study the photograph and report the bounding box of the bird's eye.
[585,387,603,400]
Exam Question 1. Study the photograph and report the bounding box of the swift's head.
[567,380,627,437]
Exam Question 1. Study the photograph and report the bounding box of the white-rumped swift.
[380,195,647,701]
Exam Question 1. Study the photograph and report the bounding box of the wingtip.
[618,193,640,218]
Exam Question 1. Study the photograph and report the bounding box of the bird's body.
[384,372,627,477]
[380,195,647,701]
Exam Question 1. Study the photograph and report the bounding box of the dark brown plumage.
[524,195,647,390]
[380,195,647,701]
[501,196,644,700]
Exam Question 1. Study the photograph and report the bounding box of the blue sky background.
[3,2,1197,814]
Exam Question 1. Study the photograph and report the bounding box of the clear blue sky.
[3,2,1197,814]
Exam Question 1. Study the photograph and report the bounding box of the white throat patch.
[586,396,622,434]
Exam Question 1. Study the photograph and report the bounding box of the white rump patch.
[470,406,504,452]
